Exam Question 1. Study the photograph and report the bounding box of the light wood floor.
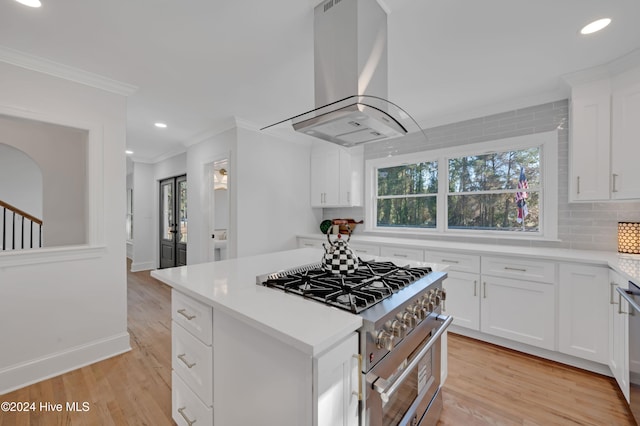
[0,263,635,425]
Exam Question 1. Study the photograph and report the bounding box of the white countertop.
[151,248,364,357]
[299,233,640,284]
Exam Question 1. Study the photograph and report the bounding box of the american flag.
[516,167,528,224]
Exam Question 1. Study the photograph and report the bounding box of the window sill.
[0,245,107,268]
[366,227,561,243]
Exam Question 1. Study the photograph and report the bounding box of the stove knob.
[376,330,395,351]
[439,288,447,301]
[389,319,407,339]
[438,288,447,310]
[398,311,418,329]
[407,304,426,321]
[434,295,442,307]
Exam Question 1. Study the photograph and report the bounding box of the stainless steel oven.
[257,258,450,426]
[618,280,640,424]
[365,312,451,426]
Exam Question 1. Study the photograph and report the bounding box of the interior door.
[159,175,187,268]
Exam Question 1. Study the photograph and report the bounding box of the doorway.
[159,174,187,268]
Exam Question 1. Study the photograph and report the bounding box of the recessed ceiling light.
[125,150,134,155]
[580,18,612,35]
[155,122,167,128]
[14,0,41,7]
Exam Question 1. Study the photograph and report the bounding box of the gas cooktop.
[256,259,432,314]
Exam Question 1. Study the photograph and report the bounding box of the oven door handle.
[617,286,640,314]
[372,314,453,403]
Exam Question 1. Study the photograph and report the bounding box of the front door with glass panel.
[159,175,187,268]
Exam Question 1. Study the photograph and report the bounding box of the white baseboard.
[131,261,154,272]
[0,332,131,395]
[449,325,611,376]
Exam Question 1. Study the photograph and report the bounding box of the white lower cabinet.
[480,275,556,350]
[609,270,630,402]
[441,271,480,331]
[171,290,214,425]
[315,333,360,426]
[380,246,424,261]
[558,264,609,363]
[170,291,361,426]
[173,371,213,426]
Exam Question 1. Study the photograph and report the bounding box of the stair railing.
[0,200,43,250]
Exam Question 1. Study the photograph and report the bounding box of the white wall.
[235,127,320,258]
[0,115,87,246]
[131,162,154,271]
[0,62,129,394]
[0,142,42,218]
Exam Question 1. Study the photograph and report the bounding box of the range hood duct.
[262,0,425,147]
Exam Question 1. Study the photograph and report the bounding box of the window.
[366,131,558,239]
[376,162,438,228]
[448,147,540,232]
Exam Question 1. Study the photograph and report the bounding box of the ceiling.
[1,0,639,162]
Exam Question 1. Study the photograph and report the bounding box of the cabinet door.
[480,276,555,350]
[310,154,326,207]
[315,332,359,426]
[338,146,363,206]
[569,79,611,201]
[611,78,640,200]
[442,271,480,331]
[311,150,341,207]
[558,264,609,363]
[380,246,424,262]
[610,270,630,402]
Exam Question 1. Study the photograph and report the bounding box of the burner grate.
[259,259,432,313]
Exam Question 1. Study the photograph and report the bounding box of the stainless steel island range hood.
[262,0,424,147]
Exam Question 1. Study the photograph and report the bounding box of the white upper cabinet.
[310,143,363,208]
[568,64,640,202]
[569,79,612,201]
[611,68,640,200]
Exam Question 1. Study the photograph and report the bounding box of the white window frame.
[364,131,558,240]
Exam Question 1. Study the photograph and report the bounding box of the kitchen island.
[151,248,364,426]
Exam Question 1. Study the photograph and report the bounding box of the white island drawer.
[481,256,556,283]
[173,371,213,425]
[172,290,213,345]
[172,322,213,405]
[380,246,424,262]
[424,250,480,273]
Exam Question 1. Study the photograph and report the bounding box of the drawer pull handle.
[393,254,408,258]
[178,353,196,369]
[177,309,196,320]
[441,259,460,264]
[504,267,527,272]
[473,280,477,297]
[483,282,487,298]
[177,407,197,426]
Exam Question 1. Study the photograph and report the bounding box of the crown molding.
[0,45,138,96]
[562,48,640,87]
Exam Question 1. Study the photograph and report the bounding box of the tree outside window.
[376,162,438,228]
[448,147,540,231]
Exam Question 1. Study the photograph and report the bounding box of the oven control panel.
[374,288,446,350]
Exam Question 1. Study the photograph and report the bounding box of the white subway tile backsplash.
[323,99,640,252]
